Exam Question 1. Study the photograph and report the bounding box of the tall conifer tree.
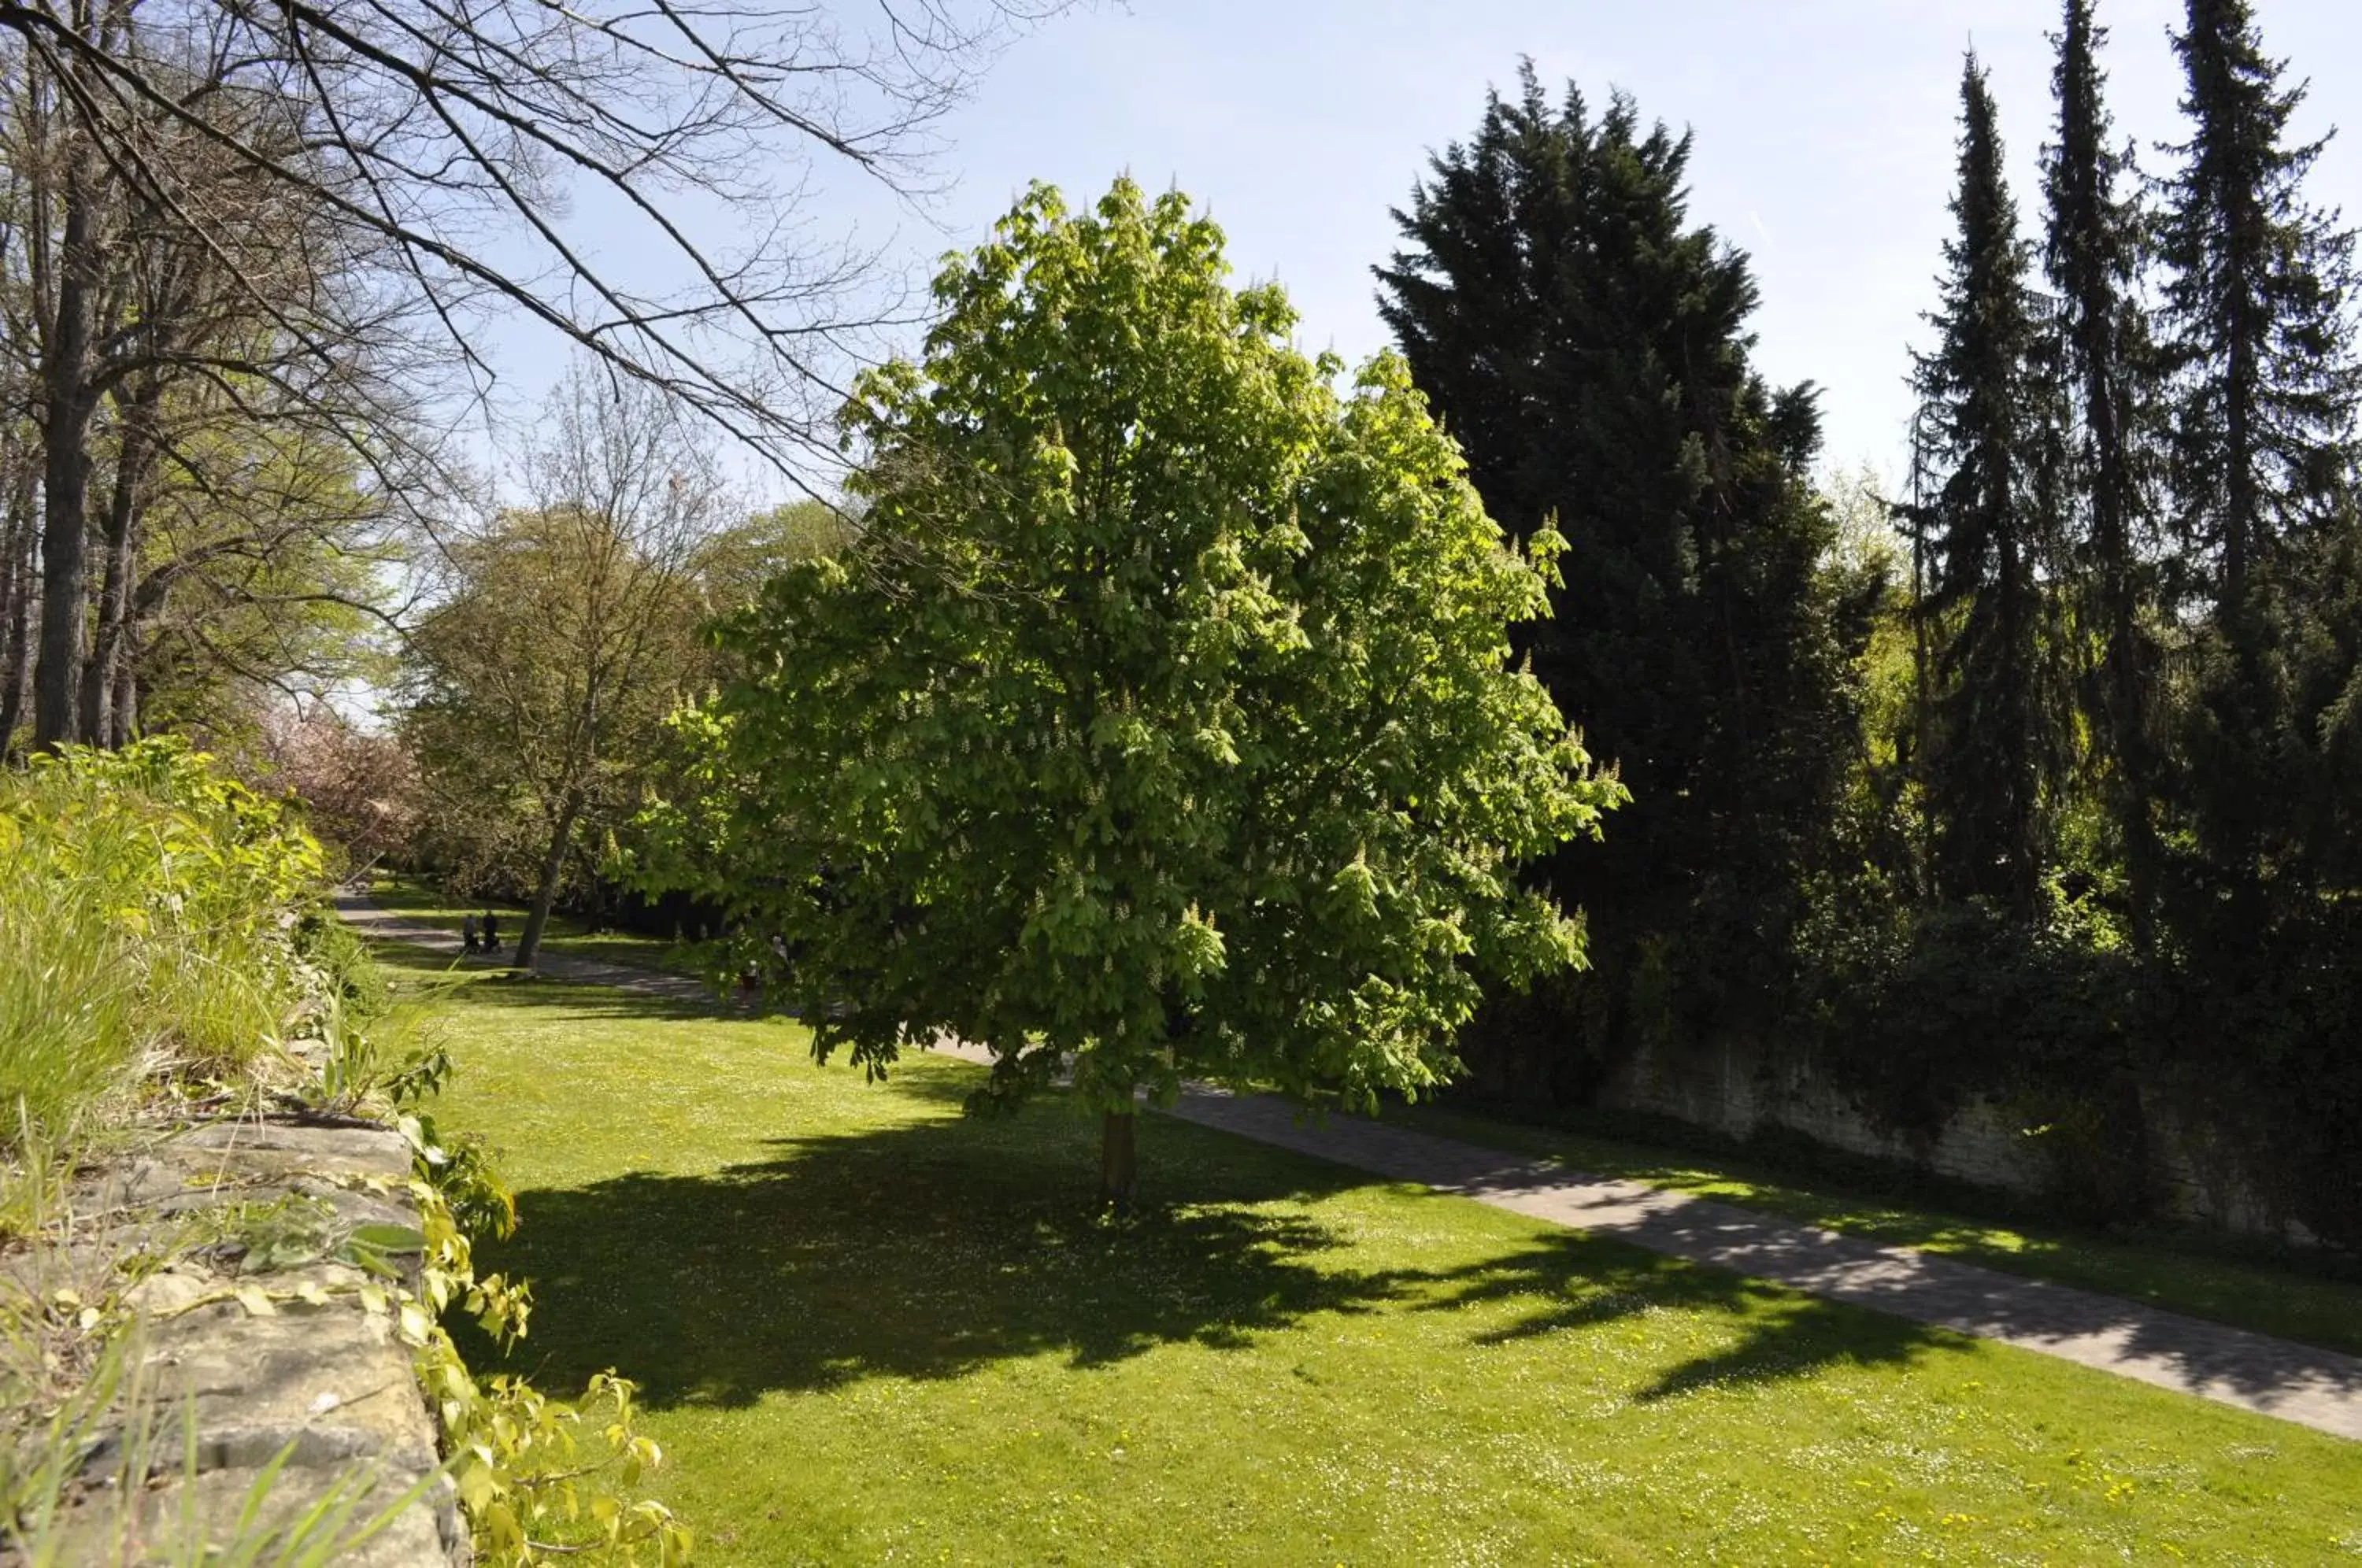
[1375,65,1860,1074]
[2156,0,2360,903]
[2042,0,2161,938]
[2157,0,2358,626]
[1908,54,2061,919]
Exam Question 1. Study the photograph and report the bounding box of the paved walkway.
[907,1038,2362,1442]
[335,892,720,1005]
[341,893,2362,1442]
[1161,1088,2362,1441]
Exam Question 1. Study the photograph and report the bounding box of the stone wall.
[43,1120,465,1563]
[1600,1032,2305,1241]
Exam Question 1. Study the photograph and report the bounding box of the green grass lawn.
[367,876,2362,1362]
[393,949,2362,1565]
[365,873,703,976]
[1389,1100,2362,1361]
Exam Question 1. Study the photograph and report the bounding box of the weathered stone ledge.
[38,1119,466,1565]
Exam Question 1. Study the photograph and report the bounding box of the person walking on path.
[461,912,480,953]
[480,910,501,955]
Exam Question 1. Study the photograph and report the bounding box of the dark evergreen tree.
[1375,64,1864,1084]
[2042,0,2163,939]
[1907,54,2064,920]
[2155,0,2361,907]
[2157,0,2358,626]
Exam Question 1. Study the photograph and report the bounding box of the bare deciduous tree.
[0,0,1067,457]
[0,0,1064,751]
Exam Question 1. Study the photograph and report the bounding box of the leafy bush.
[1793,862,2362,1242]
[1800,881,2139,1125]
[0,740,347,1144]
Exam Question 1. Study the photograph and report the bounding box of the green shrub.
[0,740,334,1145]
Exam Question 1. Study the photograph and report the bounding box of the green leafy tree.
[120,410,405,743]
[1816,464,1921,886]
[2042,0,2165,941]
[690,500,856,626]
[646,179,1621,1205]
[404,366,726,968]
[1907,54,2068,920]
[1374,66,1860,1081]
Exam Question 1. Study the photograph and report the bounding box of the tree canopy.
[1908,52,2066,919]
[640,178,1621,1203]
[1375,65,1867,1085]
[402,367,729,967]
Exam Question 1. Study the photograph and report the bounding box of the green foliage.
[689,501,855,623]
[1797,876,2138,1132]
[2042,0,2165,940]
[0,739,348,1143]
[2156,0,2360,620]
[1376,67,1868,1089]
[401,368,735,960]
[126,414,407,747]
[642,179,1619,1140]
[1905,53,2072,919]
[402,505,699,901]
[1741,6,2362,1247]
[381,1080,687,1563]
[2152,0,2362,956]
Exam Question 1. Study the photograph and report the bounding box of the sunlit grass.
[1390,1101,2362,1359]
[402,956,2362,1565]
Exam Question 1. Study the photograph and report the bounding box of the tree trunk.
[31,161,100,753]
[109,654,136,747]
[33,431,91,750]
[79,398,154,746]
[1098,1109,1138,1211]
[514,788,584,971]
[0,466,33,753]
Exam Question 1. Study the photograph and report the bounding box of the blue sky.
[481,1,2362,498]
[928,0,2362,486]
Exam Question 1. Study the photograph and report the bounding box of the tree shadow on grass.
[1194,1097,2362,1418]
[461,1086,1996,1422]
[457,1107,1413,1411]
[1407,1229,1964,1402]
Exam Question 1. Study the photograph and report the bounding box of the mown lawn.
[1390,1101,2362,1360]
[396,953,2362,1566]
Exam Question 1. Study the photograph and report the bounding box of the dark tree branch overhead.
[0,0,1071,480]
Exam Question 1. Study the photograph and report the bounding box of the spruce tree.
[2042,0,2162,938]
[2157,0,2358,626]
[1376,65,1860,1071]
[1908,54,2062,919]
[2155,0,2361,904]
